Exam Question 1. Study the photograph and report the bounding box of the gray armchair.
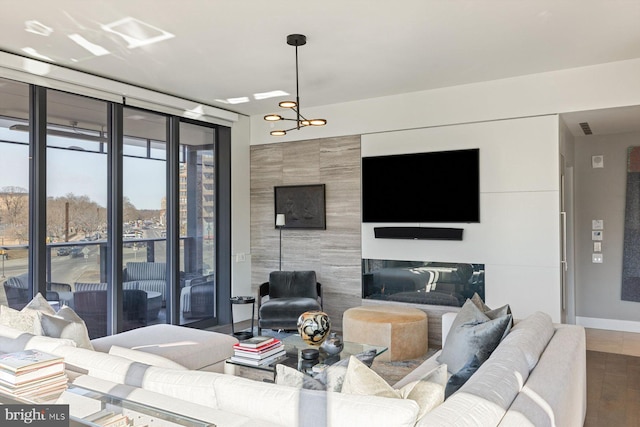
[123,262,167,304]
[257,270,322,335]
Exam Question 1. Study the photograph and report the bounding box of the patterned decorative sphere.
[297,311,331,346]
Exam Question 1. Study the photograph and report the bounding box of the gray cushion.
[74,282,107,291]
[498,311,554,370]
[438,299,512,374]
[125,262,166,281]
[268,271,317,299]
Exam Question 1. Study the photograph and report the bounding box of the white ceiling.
[1,0,640,136]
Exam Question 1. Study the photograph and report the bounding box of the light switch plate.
[592,230,603,241]
[594,242,602,252]
[593,253,603,263]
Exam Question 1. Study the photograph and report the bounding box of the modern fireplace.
[362,259,485,307]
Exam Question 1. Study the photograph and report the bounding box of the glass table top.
[226,333,387,374]
[0,383,214,427]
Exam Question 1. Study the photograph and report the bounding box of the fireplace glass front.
[362,259,485,307]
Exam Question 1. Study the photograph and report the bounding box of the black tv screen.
[362,148,480,223]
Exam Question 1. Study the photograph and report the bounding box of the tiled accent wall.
[250,135,362,329]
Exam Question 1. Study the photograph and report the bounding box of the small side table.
[230,296,255,340]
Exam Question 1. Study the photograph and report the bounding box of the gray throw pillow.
[444,354,481,399]
[471,292,511,319]
[438,300,512,374]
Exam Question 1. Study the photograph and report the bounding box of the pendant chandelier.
[264,34,327,136]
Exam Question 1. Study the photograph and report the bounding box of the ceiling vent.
[579,122,593,135]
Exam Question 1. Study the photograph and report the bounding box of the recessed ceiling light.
[21,47,53,61]
[254,90,289,100]
[68,34,110,57]
[227,97,250,104]
[101,17,174,49]
[25,20,53,37]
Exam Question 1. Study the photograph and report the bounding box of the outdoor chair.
[73,289,148,339]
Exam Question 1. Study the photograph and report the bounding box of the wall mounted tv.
[362,148,480,223]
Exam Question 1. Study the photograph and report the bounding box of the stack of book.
[230,336,286,366]
[0,349,67,401]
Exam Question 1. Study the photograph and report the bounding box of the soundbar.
[374,227,463,241]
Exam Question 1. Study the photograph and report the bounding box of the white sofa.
[0,311,586,427]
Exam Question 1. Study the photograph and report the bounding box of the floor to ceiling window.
[178,121,216,325]
[0,79,30,308]
[46,90,108,286]
[0,77,230,335]
[121,107,168,330]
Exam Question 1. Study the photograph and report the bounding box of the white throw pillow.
[39,306,94,350]
[108,346,187,370]
[341,356,446,419]
[23,293,56,316]
[0,305,43,335]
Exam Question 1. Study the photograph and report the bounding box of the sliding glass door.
[0,78,230,336]
[0,79,30,309]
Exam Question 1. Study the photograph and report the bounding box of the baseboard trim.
[576,316,640,333]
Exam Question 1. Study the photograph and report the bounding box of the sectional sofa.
[0,309,586,426]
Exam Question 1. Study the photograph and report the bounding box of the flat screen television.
[362,148,480,223]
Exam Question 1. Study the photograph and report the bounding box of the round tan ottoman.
[342,305,428,361]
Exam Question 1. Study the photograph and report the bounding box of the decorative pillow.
[471,292,512,320]
[276,364,326,390]
[438,299,512,373]
[276,349,377,392]
[108,346,187,370]
[341,356,446,419]
[444,354,481,399]
[23,293,56,316]
[314,349,377,392]
[39,306,93,350]
[0,305,43,334]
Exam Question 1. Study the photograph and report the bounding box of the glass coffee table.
[224,334,387,382]
[0,383,214,427]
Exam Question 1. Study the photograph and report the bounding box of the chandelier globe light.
[264,34,327,136]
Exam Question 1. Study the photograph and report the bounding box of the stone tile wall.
[250,135,362,329]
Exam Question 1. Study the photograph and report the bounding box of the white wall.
[361,115,562,321]
[251,58,640,145]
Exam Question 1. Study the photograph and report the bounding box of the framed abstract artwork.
[274,184,326,229]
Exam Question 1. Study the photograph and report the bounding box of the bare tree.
[0,186,28,226]
[123,197,140,223]
[0,186,28,243]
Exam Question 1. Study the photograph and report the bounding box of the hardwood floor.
[585,328,640,427]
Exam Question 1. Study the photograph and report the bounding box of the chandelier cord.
[295,44,300,129]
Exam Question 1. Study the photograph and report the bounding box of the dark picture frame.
[274,184,326,229]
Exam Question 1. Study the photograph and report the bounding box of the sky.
[0,130,166,210]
